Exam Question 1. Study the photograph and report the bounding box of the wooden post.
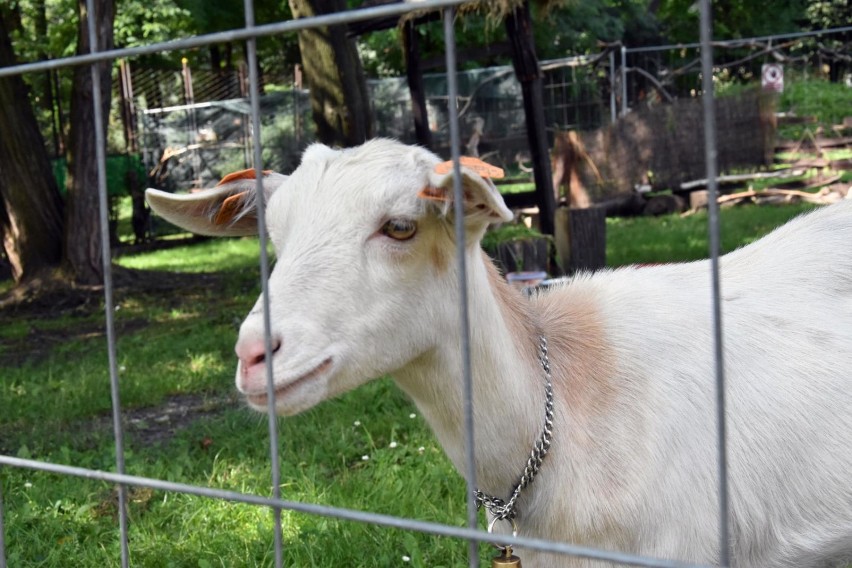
[506,1,556,236]
[554,206,606,274]
[403,20,432,149]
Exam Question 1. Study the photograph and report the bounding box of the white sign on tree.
[762,63,784,93]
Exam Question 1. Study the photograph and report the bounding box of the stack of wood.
[684,119,851,212]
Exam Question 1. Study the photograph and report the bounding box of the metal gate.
[0,1,732,566]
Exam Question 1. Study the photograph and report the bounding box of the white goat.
[146,138,852,567]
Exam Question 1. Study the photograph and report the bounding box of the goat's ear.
[422,159,514,224]
[145,169,287,237]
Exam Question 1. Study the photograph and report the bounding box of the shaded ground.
[0,253,238,452]
[0,266,224,367]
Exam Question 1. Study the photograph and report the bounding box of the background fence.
[1,0,755,566]
[132,26,849,197]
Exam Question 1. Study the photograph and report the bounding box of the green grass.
[777,79,852,140]
[606,202,816,266]
[0,201,829,566]
[3,383,469,567]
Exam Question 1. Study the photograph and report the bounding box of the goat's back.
[534,201,852,566]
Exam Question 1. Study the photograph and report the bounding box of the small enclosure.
[1,2,847,567]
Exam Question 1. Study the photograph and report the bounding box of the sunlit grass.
[606,202,816,266]
[116,236,267,274]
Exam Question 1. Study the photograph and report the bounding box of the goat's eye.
[380,219,417,241]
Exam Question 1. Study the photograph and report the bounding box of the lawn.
[0,201,825,566]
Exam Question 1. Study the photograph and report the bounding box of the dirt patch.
[0,265,226,366]
[120,391,240,448]
[0,391,241,455]
[0,317,151,367]
[0,249,245,451]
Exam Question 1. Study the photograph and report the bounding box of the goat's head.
[146,139,512,415]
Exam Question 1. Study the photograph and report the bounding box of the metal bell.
[491,546,522,567]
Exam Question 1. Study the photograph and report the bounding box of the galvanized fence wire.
[242,0,286,566]
[0,474,5,568]
[698,1,731,564]
[441,9,481,567]
[84,0,131,565]
[0,1,731,566]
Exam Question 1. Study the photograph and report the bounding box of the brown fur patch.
[534,285,618,428]
[213,191,249,225]
[481,258,618,426]
[430,244,450,274]
[482,253,540,367]
[434,157,505,179]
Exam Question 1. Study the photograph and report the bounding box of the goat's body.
[397,202,852,567]
[147,140,852,567]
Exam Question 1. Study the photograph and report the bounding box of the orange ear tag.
[434,156,504,179]
[213,191,249,225]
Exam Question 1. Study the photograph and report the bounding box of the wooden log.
[690,190,709,210]
[679,169,798,191]
[717,187,843,206]
[643,194,686,216]
[554,206,606,274]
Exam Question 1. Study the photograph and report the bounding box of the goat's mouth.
[244,357,333,408]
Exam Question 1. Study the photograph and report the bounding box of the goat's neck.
[394,252,546,500]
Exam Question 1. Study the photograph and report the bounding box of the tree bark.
[403,20,431,149]
[506,1,556,235]
[289,0,373,147]
[0,10,65,283]
[64,0,115,285]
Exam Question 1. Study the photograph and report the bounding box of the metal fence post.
[609,49,617,123]
[698,0,732,565]
[242,0,285,566]
[82,0,131,565]
[0,471,6,568]
[442,8,481,567]
[620,44,628,116]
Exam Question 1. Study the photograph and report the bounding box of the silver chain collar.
[474,335,555,522]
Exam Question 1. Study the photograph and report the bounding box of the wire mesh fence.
[1,1,737,566]
[137,55,607,196]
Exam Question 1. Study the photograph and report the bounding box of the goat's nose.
[236,336,282,375]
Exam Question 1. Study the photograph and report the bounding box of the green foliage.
[50,154,145,196]
[804,0,852,29]
[657,0,808,44]
[777,79,852,140]
[357,0,661,78]
[114,0,193,48]
[481,222,548,252]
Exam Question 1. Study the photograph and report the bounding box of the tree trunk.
[403,20,431,149]
[506,1,556,235]
[0,10,65,283]
[64,0,115,285]
[289,0,373,147]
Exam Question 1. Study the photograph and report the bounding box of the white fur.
[146,139,852,567]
